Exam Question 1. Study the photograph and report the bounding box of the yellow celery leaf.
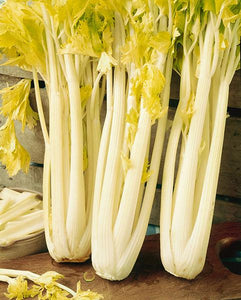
[20,16,46,74]
[0,140,30,177]
[35,271,64,287]
[121,17,154,67]
[4,275,39,299]
[0,120,15,153]
[126,108,139,149]
[97,52,118,74]
[121,153,132,177]
[80,85,92,109]
[149,31,171,54]
[24,101,39,131]
[0,32,24,51]
[121,38,137,65]
[86,28,103,56]
[60,39,96,57]
[87,5,113,55]
[0,79,38,132]
[0,47,31,72]
[217,0,238,14]
[35,272,103,299]
[141,158,152,183]
[131,64,164,122]
[60,21,97,57]
[173,5,186,35]
[35,285,69,300]
[73,281,104,300]
[32,271,70,300]
[0,80,31,118]
[127,124,138,149]
[125,0,150,30]
[63,0,114,57]
[105,0,127,16]
[122,12,170,68]
[53,0,89,25]
[84,0,114,31]
[222,2,241,26]
[138,11,154,33]
[131,68,143,106]
[72,0,90,25]
[121,34,147,66]
[3,271,104,300]
[131,64,166,121]
[127,0,147,18]
[94,0,114,29]
[202,0,238,15]
[0,1,46,75]
[5,140,30,176]
[126,107,139,125]
[202,0,216,12]
[141,64,166,121]
[0,120,30,176]
[181,92,195,137]
[142,94,162,121]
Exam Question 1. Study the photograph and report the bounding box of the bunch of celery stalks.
[0,0,240,297]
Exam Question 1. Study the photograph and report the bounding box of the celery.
[0,269,103,299]
[160,0,240,279]
[0,0,111,262]
[91,0,174,280]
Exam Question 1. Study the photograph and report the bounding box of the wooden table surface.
[0,222,240,300]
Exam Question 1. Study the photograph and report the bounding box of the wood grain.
[0,74,20,89]
[0,165,43,193]
[0,222,240,300]
[0,64,41,80]
[218,117,241,198]
[228,69,241,109]
[214,200,241,224]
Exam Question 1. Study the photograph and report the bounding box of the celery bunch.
[91,0,174,280]
[0,0,110,262]
[160,0,240,279]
